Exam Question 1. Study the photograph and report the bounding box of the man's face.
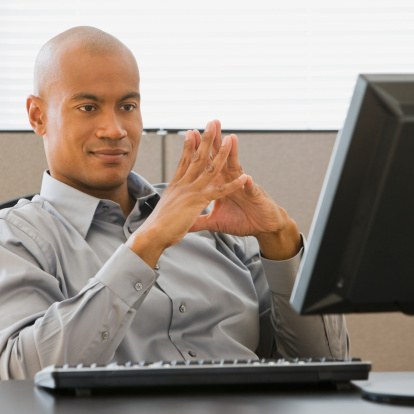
[40,45,143,197]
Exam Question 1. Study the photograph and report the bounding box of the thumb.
[243,175,257,196]
[188,214,212,233]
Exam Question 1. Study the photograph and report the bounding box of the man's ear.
[26,95,46,136]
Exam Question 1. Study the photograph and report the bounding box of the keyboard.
[34,357,371,392]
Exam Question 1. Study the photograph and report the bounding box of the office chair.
[0,194,37,210]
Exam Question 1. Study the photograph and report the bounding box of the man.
[0,27,348,380]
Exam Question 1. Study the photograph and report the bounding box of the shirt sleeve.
[0,219,157,380]
[260,238,350,359]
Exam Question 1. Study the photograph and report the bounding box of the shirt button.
[135,282,143,291]
[102,205,109,212]
[188,350,197,357]
[179,304,186,313]
[154,263,160,271]
[102,331,109,340]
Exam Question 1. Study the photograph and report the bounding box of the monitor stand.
[353,372,414,405]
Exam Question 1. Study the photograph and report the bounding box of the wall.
[1,130,413,372]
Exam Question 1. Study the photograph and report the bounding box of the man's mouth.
[90,148,129,163]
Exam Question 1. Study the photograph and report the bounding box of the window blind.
[1,0,414,131]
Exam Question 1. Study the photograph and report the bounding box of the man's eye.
[121,104,135,111]
[79,105,95,112]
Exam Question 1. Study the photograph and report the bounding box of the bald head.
[33,26,136,97]
[27,26,143,203]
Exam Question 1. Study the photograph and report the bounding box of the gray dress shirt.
[0,171,348,379]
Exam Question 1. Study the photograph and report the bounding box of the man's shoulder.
[0,197,39,220]
[0,195,63,238]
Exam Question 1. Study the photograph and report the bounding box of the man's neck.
[46,171,137,217]
[93,186,136,217]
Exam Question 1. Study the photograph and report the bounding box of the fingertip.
[222,135,232,147]
[193,129,202,147]
[204,121,216,135]
[184,131,196,151]
[238,173,248,183]
[228,134,239,155]
[230,134,238,143]
[213,120,222,150]
[243,175,257,193]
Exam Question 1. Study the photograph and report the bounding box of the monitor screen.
[290,74,414,315]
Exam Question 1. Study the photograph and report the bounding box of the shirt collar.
[40,171,160,238]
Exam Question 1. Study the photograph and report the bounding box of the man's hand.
[125,121,247,268]
[126,119,302,268]
[189,120,302,261]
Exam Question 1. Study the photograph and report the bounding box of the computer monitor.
[290,74,414,316]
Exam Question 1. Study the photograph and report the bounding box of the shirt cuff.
[261,234,306,295]
[94,244,157,308]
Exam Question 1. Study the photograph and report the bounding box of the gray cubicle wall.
[1,130,413,372]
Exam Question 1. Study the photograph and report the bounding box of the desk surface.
[1,373,413,414]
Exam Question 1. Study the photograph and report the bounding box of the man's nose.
[95,110,127,140]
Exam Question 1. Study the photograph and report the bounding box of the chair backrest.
[0,194,36,210]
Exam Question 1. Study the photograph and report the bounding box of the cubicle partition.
[1,130,413,372]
